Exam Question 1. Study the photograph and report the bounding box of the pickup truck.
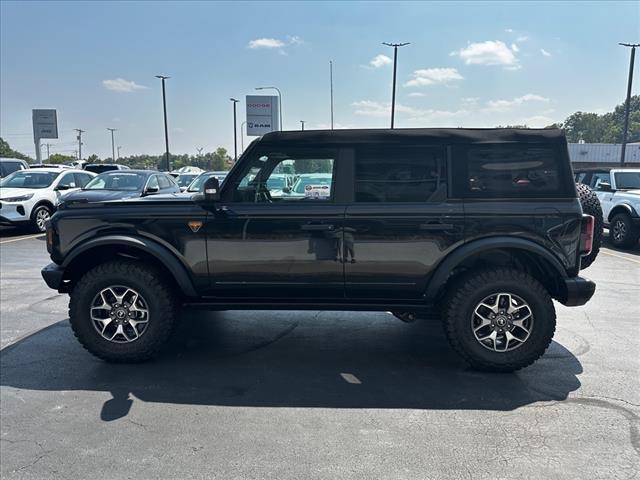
[42,128,597,372]
[575,168,640,248]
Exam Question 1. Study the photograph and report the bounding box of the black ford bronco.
[42,128,596,372]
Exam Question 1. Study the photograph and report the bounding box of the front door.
[344,145,465,300]
[206,147,346,300]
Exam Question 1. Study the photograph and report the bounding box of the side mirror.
[202,176,221,202]
[144,186,159,196]
[55,184,71,191]
[597,182,612,192]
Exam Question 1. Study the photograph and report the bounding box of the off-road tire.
[30,204,52,233]
[610,212,640,249]
[576,183,602,269]
[442,268,556,373]
[69,260,177,362]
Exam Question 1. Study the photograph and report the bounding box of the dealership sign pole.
[32,109,58,164]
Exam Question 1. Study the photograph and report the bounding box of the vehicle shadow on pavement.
[602,230,640,256]
[0,310,582,421]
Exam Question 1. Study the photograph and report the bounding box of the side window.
[355,146,446,202]
[158,175,172,189]
[58,172,77,188]
[74,173,92,188]
[230,150,336,203]
[592,173,611,189]
[454,144,566,198]
[146,175,159,190]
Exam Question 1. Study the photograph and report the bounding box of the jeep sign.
[246,95,280,136]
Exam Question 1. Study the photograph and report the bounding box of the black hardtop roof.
[260,128,565,145]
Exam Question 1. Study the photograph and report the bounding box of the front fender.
[62,234,198,297]
[424,236,568,301]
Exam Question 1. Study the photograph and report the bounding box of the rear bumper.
[41,262,66,292]
[558,276,596,307]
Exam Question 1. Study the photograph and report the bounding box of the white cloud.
[505,28,514,33]
[520,115,555,127]
[484,94,549,112]
[451,40,517,66]
[404,67,463,87]
[511,43,519,52]
[247,36,303,51]
[248,38,286,49]
[540,48,552,57]
[516,35,529,43]
[102,78,147,93]
[369,54,392,68]
[408,92,426,97]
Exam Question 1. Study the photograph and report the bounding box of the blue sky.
[1,1,638,159]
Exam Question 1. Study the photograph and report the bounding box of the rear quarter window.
[452,143,573,198]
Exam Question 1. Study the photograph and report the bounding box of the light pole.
[300,120,305,131]
[330,60,334,130]
[619,43,639,165]
[255,86,282,130]
[230,98,239,163]
[107,128,117,162]
[382,42,410,129]
[155,75,171,171]
[117,146,122,159]
[240,121,246,152]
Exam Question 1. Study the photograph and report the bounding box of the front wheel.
[610,212,640,249]
[69,260,177,362]
[31,204,52,233]
[442,268,556,372]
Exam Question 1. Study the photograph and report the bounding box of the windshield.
[267,176,287,189]
[176,174,198,188]
[293,176,332,194]
[615,172,640,190]
[84,172,146,191]
[0,170,59,189]
[187,173,213,192]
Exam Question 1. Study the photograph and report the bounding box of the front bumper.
[41,262,66,292]
[0,202,30,224]
[558,276,596,307]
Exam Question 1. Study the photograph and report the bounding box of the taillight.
[580,214,594,256]
[46,222,54,254]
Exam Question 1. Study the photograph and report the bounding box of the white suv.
[576,168,640,248]
[0,168,95,232]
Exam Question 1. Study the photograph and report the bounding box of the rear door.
[344,144,464,300]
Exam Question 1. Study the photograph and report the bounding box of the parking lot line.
[0,233,45,245]
[600,249,640,265]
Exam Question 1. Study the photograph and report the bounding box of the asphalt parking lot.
[0,225,638,479]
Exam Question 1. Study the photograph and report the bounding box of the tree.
[0,137,32,161]
[48,153,76,164]
[86,154,100,163]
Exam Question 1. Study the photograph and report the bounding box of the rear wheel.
[69,260,177,362]
[30,204,52,233]
[442,268,556,372]
[576,183,602,269]
[610,212,640,249]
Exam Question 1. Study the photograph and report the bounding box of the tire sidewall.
[611,213,632,247]
[31,205,52,232]
[451,278,555,367]
[71,268,171,359]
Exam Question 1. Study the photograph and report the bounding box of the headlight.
[1,193,34,202]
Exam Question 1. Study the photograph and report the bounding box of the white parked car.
[0,168,95,232]
[576,167,640,248]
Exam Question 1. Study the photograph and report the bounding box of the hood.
[625,189,640,196]
[0,187,37,199]
[61,189,141,204]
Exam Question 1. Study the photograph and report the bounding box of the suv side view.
[42,128,596,372]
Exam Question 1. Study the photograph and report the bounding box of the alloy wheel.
[90,286,150,343]
[471,292,533,352]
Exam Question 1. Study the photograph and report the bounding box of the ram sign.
[246,95,280,136]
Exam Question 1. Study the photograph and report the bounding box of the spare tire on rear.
[576,183,603,270]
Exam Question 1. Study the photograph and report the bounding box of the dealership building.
[568,142,640,167]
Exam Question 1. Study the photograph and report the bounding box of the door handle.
[419,222,454,231]
[301,224,335,231]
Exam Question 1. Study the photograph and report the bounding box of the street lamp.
[230,98,239,163]
[240,121,247,153]
[255,86,283,130]
[300,120,305,131]
[155,75,171,171]
[619,43,639,165]
[382,42,410,129]
[107,128,117,162]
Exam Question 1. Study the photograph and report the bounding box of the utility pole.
[42,143,51,160]
[230,98,239,163]
[382,42,410,129]
[330,60,334,130]
[107,128,117,162]
[619,43,639,165]
[117,146,122,159]
[74,129,85,160]
[155,75,171,171]
[300,120,305,131]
